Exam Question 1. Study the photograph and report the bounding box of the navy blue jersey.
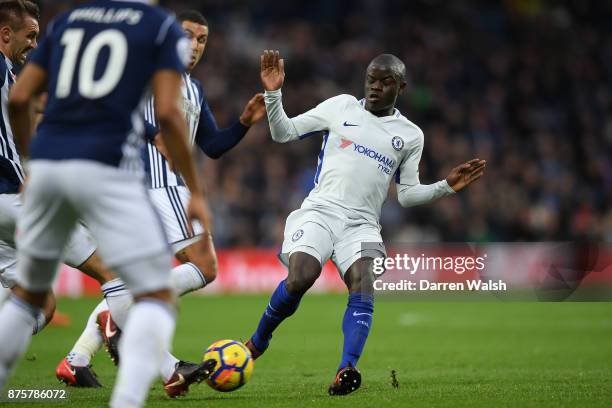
[28,0,189,169]
[143,74,248,188]
[0,53,26,193]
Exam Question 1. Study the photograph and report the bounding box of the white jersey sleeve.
[264,89,345,143]
[396,128,455,207]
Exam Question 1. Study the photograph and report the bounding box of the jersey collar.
[111,0,153,4]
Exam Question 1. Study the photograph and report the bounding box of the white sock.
[67,299,108,367]
[171,262,207,296]
[101,279,133,329]
[0,286,10,305]
[0,296,38,388]
[110,300,176,408]
[160,351,180,382]
[32,310,47,335]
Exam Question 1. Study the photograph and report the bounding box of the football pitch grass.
[5,294,612,407]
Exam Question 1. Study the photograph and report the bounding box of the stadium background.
[5,2,611,406]
[34,0,611,295]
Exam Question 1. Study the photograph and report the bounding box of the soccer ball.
[203,339,254,392]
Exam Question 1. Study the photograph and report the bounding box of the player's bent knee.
[286,252,322,295]
[176,237,218,283]
[345,258,376,294]
[190,254,217,284]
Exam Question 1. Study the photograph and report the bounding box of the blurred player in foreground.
[0,1,117,337]
[0,1,210,407]
[55,10,266,397]
[245,50,486,395]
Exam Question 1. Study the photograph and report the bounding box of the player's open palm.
[260,50,285,91]
[239,93,266,126]
[446,158,486,192]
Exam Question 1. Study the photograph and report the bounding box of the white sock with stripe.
[171,262,207,296]
[101,278,133,329]
[66,299,108,367]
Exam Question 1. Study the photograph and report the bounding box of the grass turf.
[4,295,612,407]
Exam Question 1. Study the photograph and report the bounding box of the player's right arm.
[261,50,332,143]
[152,70,212,232]
[8,62,47,157]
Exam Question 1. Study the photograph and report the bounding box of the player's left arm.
[8,63,47,156]
[396,134,486,207]
[195,92,265,159]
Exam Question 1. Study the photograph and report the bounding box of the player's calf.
[171,235,217,296]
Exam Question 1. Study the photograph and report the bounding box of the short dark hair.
[176,10,207,27]
[0,0,40,30]
[368,54,406,83]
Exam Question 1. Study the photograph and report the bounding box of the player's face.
[363,66,404,116]
[182,20,208,72]
[9,15,39,65]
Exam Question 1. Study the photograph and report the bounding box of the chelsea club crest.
[391,136,404,151]
[292,229,304,242]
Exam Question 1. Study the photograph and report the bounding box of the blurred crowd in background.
[39,1,612,246]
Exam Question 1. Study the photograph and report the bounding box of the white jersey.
[279,94,425,223]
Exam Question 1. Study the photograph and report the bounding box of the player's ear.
[398,80,407,95]
[0,25,12,44]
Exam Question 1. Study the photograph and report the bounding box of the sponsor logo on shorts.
[391,136,404,151]
[292,229,304,242]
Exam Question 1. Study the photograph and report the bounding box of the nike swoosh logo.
[64,362,76,376]
[166,373,185,388]
[343,121,359,127]
[105,316,117,338]
[352,311,372,317]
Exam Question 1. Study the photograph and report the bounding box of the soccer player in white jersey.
[245,51,486,395]
[0,0,124,369]
[55,10,266,397]
[0,1,212,406]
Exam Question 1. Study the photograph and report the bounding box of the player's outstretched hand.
[446,158,486,192]
[260,50,285,91]
[187,195,213,236]
[239,93,266,126]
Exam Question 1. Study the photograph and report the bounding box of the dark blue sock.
[251,279,302,351]
[339,293,373,370]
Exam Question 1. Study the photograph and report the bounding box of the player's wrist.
[441,179,456,194]
[264,89,281,97]
[239,115,252,127]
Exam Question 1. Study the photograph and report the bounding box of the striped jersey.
[28,0,189,171]
[0,53,26,193]
[144,73,201,187]
[143,73,250,189]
